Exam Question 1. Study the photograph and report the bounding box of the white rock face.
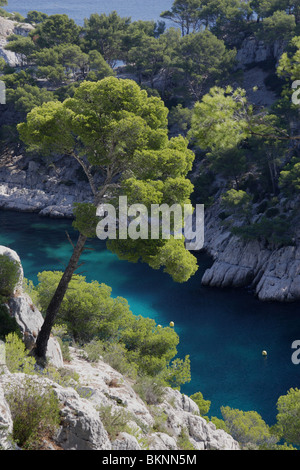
[63,348,155,430]
[0,378,14,450]
[0,372,112,451]
[7,292,64,368]
[53,381,112,450]
[62,348,240,450]
[0,348,240,451]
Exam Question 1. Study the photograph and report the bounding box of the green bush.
[279,157,300,196]
[83,339,104,363]
[220,406,277,449]
[231,216,293,248]
[0,255,21,298]
[5,332,36,374]
[177,428,196,451]
[190,391,211,416]
[85,340,138,379]
[256,11,296,44]
[275,388,300,446]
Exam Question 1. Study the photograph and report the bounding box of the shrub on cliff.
[0,255,20,298]
[0,305,19,341]
[5,376,60,450]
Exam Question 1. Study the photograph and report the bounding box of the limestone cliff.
[202,203,300,302]
[0,33,297,303]
[0,150,95,218]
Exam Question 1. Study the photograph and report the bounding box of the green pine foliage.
[34,271,191,388]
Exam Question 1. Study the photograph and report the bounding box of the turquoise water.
[4,0,173,25]
[1,209,300,425]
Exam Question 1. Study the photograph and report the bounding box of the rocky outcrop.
[0,245,63,367]
[0,348,240,451]
[0,152,94,218]
[0,16,34,67]
[7,292,63,367]
[0,245,23,291]
[201,205,300,303]
[234,36,286,108]
[0,373,14,450]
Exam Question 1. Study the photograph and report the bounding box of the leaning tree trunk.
[34,232,87,363]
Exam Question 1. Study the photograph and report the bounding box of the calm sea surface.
[4,0,173,24]
[1,209,300,425]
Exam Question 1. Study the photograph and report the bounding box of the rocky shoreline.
[0,16,34,66]
[202,203,300,303]
[0,150,94,218]
[1,152,300,303]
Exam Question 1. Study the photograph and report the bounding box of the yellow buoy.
[262,350,267,357]
[170,321,175,328]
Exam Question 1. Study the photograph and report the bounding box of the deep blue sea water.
[4,0,173,25]
[1,209,300,425]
